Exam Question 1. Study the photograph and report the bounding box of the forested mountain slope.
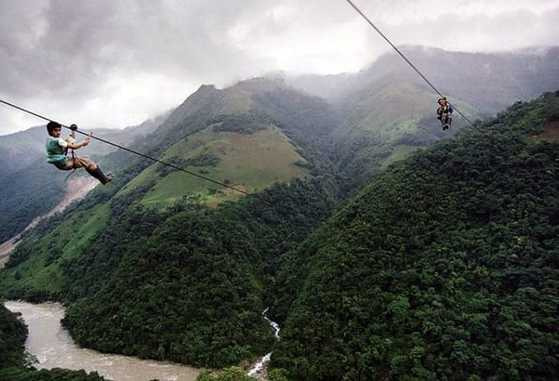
[0,161,67,244]
[294,46,559,190]
[288,46,559,189]
[2,47,558,374]
[113,78,339,208]
[0,78,341,369]
[4,47,557,244]
[332,75,475,189]
[270,91,559,380]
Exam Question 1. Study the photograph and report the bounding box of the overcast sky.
[1,0,557,135]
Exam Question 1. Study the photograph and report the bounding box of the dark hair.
[46,121,62,136]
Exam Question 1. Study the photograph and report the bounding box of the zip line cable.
[0,98,270,203]
[343,0,476,128]
[2,2,481,202]
[0,99,302,251]
[0,99,307,245]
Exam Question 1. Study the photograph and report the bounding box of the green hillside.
[0,161,67,243]
[0,78,341,369]
[122,124,308,208]
[2,53,557,376]
[290,46,559,192]
[0,203,110,300]
[333,74,479,190]
[270,92,559,380]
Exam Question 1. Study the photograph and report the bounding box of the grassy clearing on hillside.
[120,126,309,209]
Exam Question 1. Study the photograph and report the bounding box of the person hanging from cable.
[45,121,112,184]
[436,97,453,130]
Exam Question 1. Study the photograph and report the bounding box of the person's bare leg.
[75,157,112,184]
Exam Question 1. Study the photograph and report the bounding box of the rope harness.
[63,125,78,181]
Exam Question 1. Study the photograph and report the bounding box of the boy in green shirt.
[46,121,112,184]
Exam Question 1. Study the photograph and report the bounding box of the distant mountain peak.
[196,83,217,92]
[230,76,287,93]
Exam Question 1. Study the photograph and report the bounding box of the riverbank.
[4,301,200,381]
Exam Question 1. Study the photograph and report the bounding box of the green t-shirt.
[46,137,68,163]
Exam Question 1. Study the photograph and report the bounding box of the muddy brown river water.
[4,301,200,381]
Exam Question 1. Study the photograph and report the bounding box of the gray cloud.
[1,0,557,134]
[0,0,265,97]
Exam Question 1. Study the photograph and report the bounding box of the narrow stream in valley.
[248,308,281,380]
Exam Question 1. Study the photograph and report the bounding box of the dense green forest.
[0,303,106,380]
[60,179,336,367]
[2,177,337,368]
[270,91,559,380]
[0,77,343,369]
[1,48,558,379]
[196,366,288,381]
[0,81,338,374]
[0,303,27,368]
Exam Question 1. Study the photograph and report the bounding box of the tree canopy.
[270,92,559,380]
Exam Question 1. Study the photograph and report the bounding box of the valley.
[1,45,558,380]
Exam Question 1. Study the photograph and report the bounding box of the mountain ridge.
[270,91,559,380]
[1,46,558,375]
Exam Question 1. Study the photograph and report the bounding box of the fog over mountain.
[1,0,557,134]
[1,3,558,377]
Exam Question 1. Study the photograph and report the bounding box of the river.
[4,301,200,381]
